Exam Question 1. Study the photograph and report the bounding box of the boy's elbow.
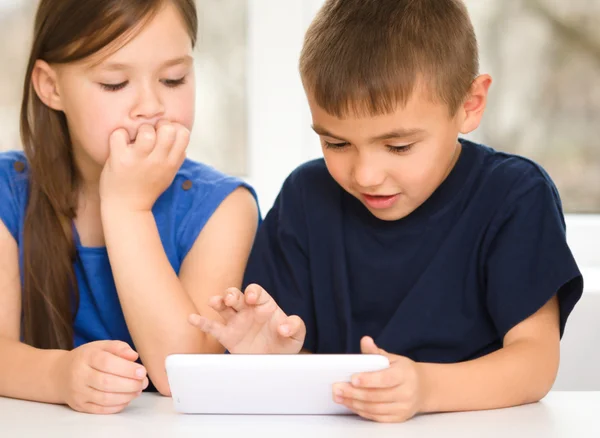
[524,354,559,404]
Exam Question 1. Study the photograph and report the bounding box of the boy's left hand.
[332,336,424,423]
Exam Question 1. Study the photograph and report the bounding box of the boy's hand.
[55,341,149,414]
[188,284,306,354]
[332,336,423,423]
[100,121,189,212]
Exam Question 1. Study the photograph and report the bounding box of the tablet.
[165,354,390,415]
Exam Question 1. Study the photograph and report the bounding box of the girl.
[0,0,258,414]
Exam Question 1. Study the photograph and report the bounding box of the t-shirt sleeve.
[242,174,317,352]
[0,157,20,241]
[484,175,583,339]
[177,177,258,261]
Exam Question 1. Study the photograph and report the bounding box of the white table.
[1,391,598,437]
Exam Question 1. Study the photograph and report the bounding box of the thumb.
[360,336,393,359]
[100,340,139,361]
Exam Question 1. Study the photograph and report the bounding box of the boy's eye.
[162,76,187,88]
[387,144,414,154]
[100,81,128,92]
[324,141,349,149]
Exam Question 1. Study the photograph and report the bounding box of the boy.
[190,0,583,423]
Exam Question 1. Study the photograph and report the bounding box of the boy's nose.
[352,159,386,190]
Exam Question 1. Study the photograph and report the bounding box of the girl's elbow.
[154,378,172,397]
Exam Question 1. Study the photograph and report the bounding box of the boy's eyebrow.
[312,124,425,142]
[97,55,194,71]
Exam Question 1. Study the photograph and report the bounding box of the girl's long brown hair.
[20,0,197,350]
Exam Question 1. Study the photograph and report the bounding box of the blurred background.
[0,0,598,215]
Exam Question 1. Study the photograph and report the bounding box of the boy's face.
[307,80,489,221]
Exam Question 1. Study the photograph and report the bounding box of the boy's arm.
[419,295,559,413]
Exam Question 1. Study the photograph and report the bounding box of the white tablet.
[165,354,389,415]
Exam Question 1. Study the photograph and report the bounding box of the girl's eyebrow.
[96,55,194,71]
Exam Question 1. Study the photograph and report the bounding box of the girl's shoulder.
[0,150,29,241]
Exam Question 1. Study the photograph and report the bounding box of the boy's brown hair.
[300,0,479,117]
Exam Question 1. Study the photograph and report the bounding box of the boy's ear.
[459,74,492,135]
[31,60,64,111]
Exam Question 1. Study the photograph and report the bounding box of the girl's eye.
[100,81,128,92]
[162,77,187,88]
[324,141,349,149]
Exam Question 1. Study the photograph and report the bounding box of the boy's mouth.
[361,193,400,210]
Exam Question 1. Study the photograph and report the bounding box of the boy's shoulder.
[281,158,338,199]
[471,140,560,204]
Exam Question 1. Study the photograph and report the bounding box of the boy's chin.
[362,203,416,222]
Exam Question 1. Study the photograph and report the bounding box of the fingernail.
[352,377,361,386]
[334,395,343,403]
[334,388,343,396]
[136,368,145,378]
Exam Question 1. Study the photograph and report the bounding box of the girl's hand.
[55,341,148,414]
[100,121,189,212]
[332,336,424,423]
[189,284,306,355]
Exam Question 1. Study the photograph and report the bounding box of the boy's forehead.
[307,87,451,139]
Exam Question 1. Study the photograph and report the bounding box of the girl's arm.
[0,219,66,403]
[102,187,258,395]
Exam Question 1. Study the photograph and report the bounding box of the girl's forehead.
[75,3,193,70]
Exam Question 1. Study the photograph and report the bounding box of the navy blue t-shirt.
[243,139,583,363]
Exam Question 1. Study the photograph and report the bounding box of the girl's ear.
[31,60,64,111]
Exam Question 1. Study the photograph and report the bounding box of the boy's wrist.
[416,362,439,414]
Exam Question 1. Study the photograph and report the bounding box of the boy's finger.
[224,287,246,312]
[360,336,394,360]
[340,397,398,416]
[188,314,227,343]
[278,315,306,343]
[332,383,398,403]
[208,295,237,320]
[351,367,402,389]
[244,283,276,307]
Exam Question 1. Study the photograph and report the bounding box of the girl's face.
[38,2,196,179]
